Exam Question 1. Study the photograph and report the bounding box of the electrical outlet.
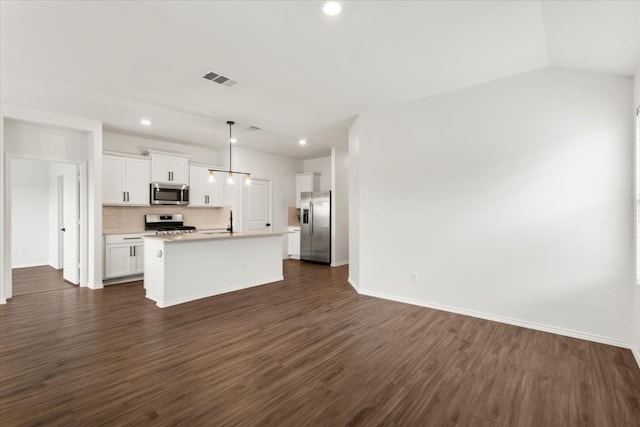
[411,272,418,282]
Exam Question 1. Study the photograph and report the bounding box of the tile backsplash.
[103,205,231,233]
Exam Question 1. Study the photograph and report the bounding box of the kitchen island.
[143,230,285,308]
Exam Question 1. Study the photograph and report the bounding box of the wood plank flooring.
[1,260,639,426]
[11,266,75,296]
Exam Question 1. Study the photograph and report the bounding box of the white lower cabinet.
[104,234,147,280]
[288,226,300,259]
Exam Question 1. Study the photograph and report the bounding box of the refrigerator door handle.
[310,201,313,235]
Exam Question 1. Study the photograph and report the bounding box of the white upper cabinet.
[150,153,189,185]
[189,165,225,207]
[103,155,150,206]
[296,172,321,208]
[124,159,151,204]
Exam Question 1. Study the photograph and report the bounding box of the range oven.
[150,183,189,205]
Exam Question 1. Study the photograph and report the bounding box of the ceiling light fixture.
[140,118,152,126]
[208,121,252,187]
[299,139,307,145]
[322,1,342,16]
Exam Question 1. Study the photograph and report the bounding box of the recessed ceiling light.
[322,1,342,16]
[299,139,307,145]
[230,138,237,143]
[140,119,152,126]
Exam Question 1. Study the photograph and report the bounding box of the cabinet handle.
[126,191,130,202]
[129,246,132,256]
[123,191,126,202]
[123,237,142,240]
[133,246,136,256]
[168,171,171,181]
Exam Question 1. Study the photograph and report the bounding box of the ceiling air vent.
[202,71,238,87]
[247,125,261,131]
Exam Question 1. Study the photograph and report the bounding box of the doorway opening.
[10,158,81,296]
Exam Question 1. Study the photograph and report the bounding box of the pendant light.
[208,121,252,186]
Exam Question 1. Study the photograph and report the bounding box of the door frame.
[242,177,273,231]
[6,155,87,290]
[1,104,103,304]
[57,174,64,269]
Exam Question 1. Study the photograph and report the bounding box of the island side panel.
[160,234,283,307]
[143,237,166,304]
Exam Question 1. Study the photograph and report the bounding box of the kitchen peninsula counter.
[144,230,285,308]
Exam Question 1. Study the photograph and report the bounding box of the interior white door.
[244,179,272,230]
[63,166,79,284]
[57,175,64,269]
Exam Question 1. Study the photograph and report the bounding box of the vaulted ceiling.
[1,1,639,158]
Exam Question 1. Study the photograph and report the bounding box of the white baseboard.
[358,288,635,354]
[0,299,6,305]
[11,262,48,269]
[347,277,359,292]
[632,345,640,369]
[331,260,349,267]
[102,275,143,286]
[150,275,284,308]
[88,283,104,289]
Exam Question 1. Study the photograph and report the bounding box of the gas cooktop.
[145,214,197,235]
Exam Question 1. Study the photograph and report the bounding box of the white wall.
[353,68,634,346]
[303,157,331,190]
[224,147,301,257]
[331,148,349,266]
[632,64,640,362]
[5,121,89,161]
[11,159,50,268]
[0,111,5,302]
[348,118,361,289]
[103,131,219,165]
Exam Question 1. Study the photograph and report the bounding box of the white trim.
[11,262,51,269]
[87,283,104,290]
[102,150,149,160]
[347,277,359,292]
[358,288,635,352]
[147,275,283,308]
[632,345,640,369]
[144,149,190,158]
[331,260,349,267]
[0,299,6,305]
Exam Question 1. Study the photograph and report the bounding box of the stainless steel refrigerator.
[300,191,331,264]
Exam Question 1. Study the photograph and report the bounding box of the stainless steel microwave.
[150,183,189,205]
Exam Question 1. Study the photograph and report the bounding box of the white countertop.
[144,229,286,243]
[103,227,231,236]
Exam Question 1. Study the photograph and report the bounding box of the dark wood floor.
[1,261,639,426]
[11,266,76,296]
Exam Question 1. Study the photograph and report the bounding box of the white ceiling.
[1,1,639,159]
